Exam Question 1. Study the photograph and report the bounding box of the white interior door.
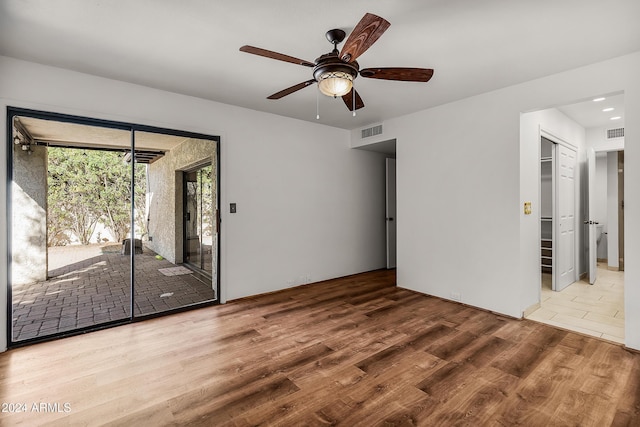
[555,144,577,291]
[386,158,397,269]
[587,148,598,284]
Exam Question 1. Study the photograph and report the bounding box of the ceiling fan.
[239,13,434,113]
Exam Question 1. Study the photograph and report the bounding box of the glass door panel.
[132,132,218,316]
[9,114,132,343]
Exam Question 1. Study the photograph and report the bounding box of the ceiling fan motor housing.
[313,52,359,82]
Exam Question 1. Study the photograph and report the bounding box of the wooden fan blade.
[339,13,390,63]
[360,67,434,82]
[240,45,315,67]
[267,79,316,99]
[342,88,365,111]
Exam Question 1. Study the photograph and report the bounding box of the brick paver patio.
[12,244,216,342]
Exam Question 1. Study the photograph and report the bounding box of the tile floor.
[526,263,624,343]
[12,244,216,342]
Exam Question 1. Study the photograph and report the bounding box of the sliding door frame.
[6,107,221,347]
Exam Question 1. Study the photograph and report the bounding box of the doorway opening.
[525,94,625,343]
[539,134,577,292]
[589,150,624,275]
[183,164,216,277]
[385,158,396,269]
[617,151,624,271]
[540,137,554,288]
[352,137,397,272]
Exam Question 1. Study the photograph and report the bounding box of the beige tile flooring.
[526,263,624,344]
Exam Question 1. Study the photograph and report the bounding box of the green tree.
[47,148,146,246]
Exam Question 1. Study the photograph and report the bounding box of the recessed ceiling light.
[593,97,606,102]
[610,116,621,120]
[602,107,614,112]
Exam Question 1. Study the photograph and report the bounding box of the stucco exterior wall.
[12,145,47,285]
[145,138,216,263]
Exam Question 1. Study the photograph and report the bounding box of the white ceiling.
[557,92,625,129]
[1,0,639,130]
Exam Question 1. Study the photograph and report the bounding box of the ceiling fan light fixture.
[240,13,432,113]
[317,71,353,97]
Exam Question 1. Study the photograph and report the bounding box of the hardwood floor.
[1,269,639,426]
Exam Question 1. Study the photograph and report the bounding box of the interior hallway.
[526,264,624,343]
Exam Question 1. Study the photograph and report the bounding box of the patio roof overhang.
[14,116,189,163]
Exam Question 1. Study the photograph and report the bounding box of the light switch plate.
[230,203,237,213]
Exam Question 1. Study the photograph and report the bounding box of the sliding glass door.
[7,108,220,345]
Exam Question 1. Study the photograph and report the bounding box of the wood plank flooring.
[1,269,639,426]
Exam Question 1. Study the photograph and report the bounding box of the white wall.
[397,93,523,318]
[353,51,640,350]
[587,126,625,153]
[0,56,388,351]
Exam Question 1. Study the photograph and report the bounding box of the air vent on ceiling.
[361,124,383,139]
[607,127,624,139]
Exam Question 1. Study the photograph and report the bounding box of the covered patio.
[11,244,215,342]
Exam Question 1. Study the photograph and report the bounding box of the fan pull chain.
[316,87,320,120]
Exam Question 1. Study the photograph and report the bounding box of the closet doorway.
[540,135,577,292]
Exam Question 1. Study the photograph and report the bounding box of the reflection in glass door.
[132,132,218,317]
[184,165,213,274]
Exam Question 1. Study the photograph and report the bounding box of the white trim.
[593,139,624,153]
[541,128,578,151]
